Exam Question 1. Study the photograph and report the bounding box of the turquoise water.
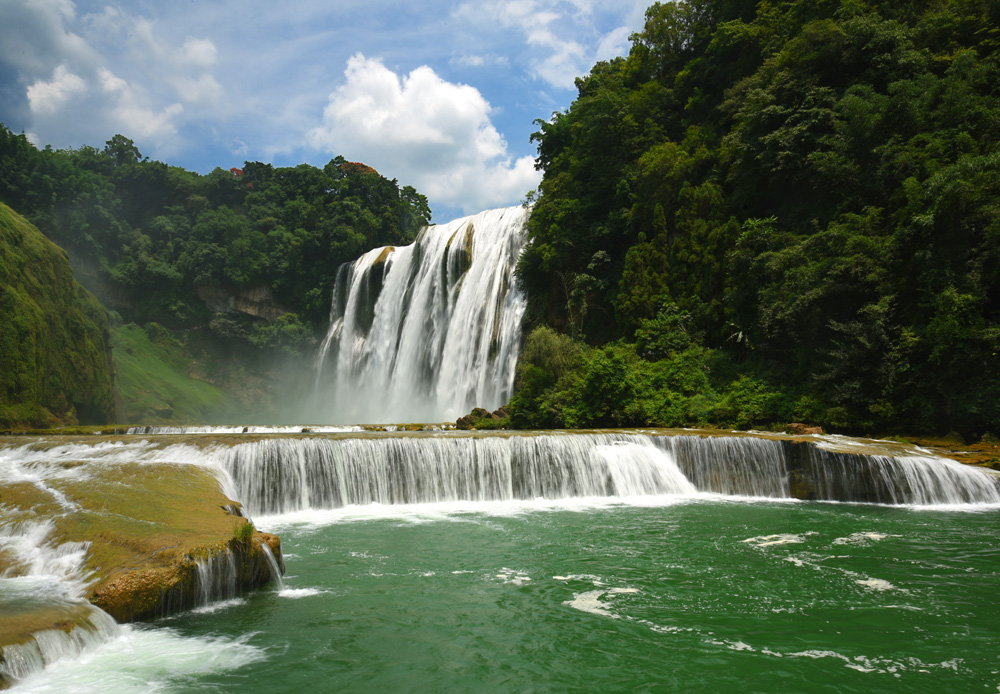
[17,497,998,693]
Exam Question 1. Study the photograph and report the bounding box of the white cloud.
[26,65,86,114]
[595,25,631,62]
[308,53,540,214]
[178,38,218,70]
[0,0,221,155]
[452,54,511,69]
[452,0,641,90]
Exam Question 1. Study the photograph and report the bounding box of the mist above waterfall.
[309,206,529,424]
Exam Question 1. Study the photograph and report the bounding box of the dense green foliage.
[0,127,431,425]
[0,128,431,333]
[0,204,115,427]
[516,0,1000,437]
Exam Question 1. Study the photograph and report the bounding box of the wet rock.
[785,422,823,435]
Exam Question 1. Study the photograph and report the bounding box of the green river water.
[17,496,998,693]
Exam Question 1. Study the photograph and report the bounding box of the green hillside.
[0,203,115,428]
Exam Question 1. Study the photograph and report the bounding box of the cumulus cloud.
[307,53,540,214]
[26,65,86,115]
[0,0,220,153]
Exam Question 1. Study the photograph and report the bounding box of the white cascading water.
[194,549,237,607]
[210,433,1000,516]
[311,206,529,424]
[0,520,121,683]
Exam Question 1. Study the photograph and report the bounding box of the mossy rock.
[0,453,284,651]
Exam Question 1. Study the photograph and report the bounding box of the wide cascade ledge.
[211,429,1000,514]
[5,428,986,517]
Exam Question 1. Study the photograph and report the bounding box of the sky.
[0,0,649,221]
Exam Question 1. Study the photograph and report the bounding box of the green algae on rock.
[0,451,284,677]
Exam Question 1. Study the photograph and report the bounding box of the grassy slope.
[0,203,114,427]
[112,323,227,425]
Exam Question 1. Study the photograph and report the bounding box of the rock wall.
[196,283,288,321]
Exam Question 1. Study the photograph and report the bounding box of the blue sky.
[0,0,649,221]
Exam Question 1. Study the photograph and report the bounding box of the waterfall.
[213,432,1000,516]
[194,548,237,606]
[312,206,529,424]
[0,519,121,684]
[801,448,1000,505]
[218,434,695,515]
[259,542,285,591]
[660,435,789,498]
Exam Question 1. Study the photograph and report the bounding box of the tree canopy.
[515,0,1000,437]
[0,128,431,347]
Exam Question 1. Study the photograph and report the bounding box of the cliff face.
[0,204,115,428]
[195,283,288,321]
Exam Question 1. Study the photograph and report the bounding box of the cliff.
[0,204,115,428]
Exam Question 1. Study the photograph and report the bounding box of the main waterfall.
[311,206,529,424]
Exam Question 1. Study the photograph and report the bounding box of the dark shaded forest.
[512,0,1000,438]
[0,128,430,352]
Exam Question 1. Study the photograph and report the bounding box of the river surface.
[11,495,999,693]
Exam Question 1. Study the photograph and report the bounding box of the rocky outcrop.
[456,406,509,430]
[195,283,288,321]
[0,452,284,686]
[91,531,283,622]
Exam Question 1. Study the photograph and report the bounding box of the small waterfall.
[194,548,237,606]
[660,435,789,497]
[259,542,285,591]
[312,206,529,424]
[802,449,1000,505]
[0,610,120,683]
[214,432,1000,515]
[0,520,122,685]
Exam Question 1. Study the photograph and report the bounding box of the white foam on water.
[855,578,896,592]
[278,587,326,599]
[495,568,531,586]
[742,532,818,548]
[254,494,697,533]
[563,586,638,618]
[565,590,614,617]
[833,532,894,545]
[189,598,248,615]
[8,626,265,694]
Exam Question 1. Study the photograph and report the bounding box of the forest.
[0,128,430,340]
[0,126,430,424]
[511,0,1000,438]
